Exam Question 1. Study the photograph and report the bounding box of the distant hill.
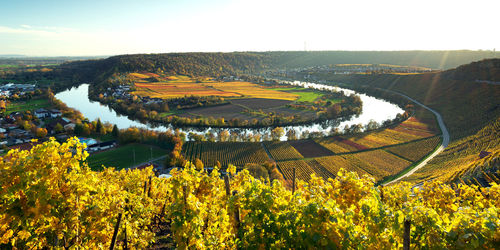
[0,54,26,58]
[39,50,497,83]
[264,50,500,70]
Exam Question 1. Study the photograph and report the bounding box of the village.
[0,82,117,153]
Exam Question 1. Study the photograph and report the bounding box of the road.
[129,155,168,169]
[381,90,450,186]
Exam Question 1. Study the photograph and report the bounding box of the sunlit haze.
[1,0,498,56]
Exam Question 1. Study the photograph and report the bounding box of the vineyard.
[263,141,303,161]
[386,136,441,162]
[182,141,270,167]
[314,155,370,178]
[347,150,412,180]
[276,160,316,182]
[176,114,441,183]
[1,138,499,249]
[403,118,500,183]
[316,116,437,154]
[276,149,413,183]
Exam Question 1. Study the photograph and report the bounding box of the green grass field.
[0,64,20,68]
[269,87,342,104]
[268,87,324,102]
[291,91,324,102]
[6,99,51,114]
[87,143,168,171]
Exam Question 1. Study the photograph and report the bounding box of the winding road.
[381,90,449,186]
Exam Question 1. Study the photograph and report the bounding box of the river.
[55,81,404,141]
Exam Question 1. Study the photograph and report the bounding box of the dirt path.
[382,90,449,185]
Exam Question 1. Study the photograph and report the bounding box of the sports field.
[87,143,167,171]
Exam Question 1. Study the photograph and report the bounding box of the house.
[34,108,50,119]
[46,117,72,134]
[4,124,19,130]
[9,112,23,120]
[49,109,62,118]
[9,128,30,138]
[87,140,117,152]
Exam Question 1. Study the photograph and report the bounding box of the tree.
[205,131,216,142]
[54,123,64,134]
[366,120,379,131]
[253,133,261,142]
[286,129,297,141]
[74,123,84,135]
[194,158,204,171]
[36,127,48,138]
[111,124,119,137]
[350,124,363,134]
[244,163,269,180]
[326,103,342,118]
[190,132,206,142]
[0,100,6,111]
[218,130,229,142]
[22,121,32,131]
[271,127,285,141]
[95,119,103,135]
[229,131,239,142]
[82,124,91,136]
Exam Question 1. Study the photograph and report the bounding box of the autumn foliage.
[0,138,499,248]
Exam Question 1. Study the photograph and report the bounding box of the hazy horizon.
[1,0,499,56]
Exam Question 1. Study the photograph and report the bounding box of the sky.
[0,0,498,56]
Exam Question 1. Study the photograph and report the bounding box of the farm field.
[182,141,270,168]
[204,81,299,100]
[179,103,254,120]
[130,73,299,101]
[177,98,318,121]
[87,143,167,171]
[133,81,239,98]
[230,98,292,110]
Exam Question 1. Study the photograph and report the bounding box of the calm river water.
[55,81,404,141]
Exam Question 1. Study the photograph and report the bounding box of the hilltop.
[3,50,499,91]
[441,58,500,82]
